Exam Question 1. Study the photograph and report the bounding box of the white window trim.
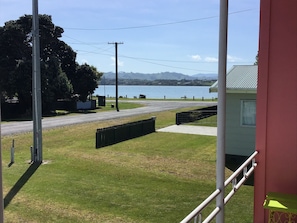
[240,99,256,127]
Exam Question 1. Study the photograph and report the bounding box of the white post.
[216,0,228,222]
[10,140,15,164]
[32,0,43,163]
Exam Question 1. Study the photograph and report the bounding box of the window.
[241,100,256,126]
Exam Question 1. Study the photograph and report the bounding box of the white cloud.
[205,57,218,62]
[191,54,202,61]
[227,55,242,62]
[111,57,124,67]
[202,55,242,63]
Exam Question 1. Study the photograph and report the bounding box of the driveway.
[1,100,217,136]
[157,125,217,136]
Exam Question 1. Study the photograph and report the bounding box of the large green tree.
[0,19,31,97]
[73,64,103,102]
[0,14,102,114]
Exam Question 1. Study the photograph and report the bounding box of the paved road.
[1,100,217,136]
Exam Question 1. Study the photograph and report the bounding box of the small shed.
[210,65,258,169]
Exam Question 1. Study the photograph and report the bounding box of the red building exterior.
[254,0,297,222]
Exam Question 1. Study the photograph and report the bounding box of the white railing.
[180,151,258,223]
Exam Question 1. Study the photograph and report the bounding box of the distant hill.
[102,72,217,81]
[192,73,218,80]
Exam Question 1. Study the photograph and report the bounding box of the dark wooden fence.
[176,105,217,125]
[96,117,156,148]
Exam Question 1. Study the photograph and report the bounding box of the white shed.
[210,65,258,169]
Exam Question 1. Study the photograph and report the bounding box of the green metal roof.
[209,65,258,93]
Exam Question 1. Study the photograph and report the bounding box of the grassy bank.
[1,109,253,222]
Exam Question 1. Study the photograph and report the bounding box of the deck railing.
[180,150,258,223]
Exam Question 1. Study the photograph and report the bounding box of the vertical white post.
[10,140,15,164]
[30,146,34,163]
[32,0,42,163]
[216,0,228,222]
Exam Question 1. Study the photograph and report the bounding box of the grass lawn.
[1,109,253,222]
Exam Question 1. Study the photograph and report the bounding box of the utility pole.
[216,0,228,222]
[32,0,43,163]
[108,42,123,112]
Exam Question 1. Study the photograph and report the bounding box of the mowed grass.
[1,109,253,222]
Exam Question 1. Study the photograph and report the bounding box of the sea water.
[94,85,217,99]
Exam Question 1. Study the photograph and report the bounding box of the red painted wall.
[254,0,297,222]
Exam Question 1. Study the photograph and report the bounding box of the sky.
[0,0,260,76]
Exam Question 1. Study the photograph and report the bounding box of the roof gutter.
[210,88,257,94]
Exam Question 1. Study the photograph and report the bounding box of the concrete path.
[157,125,217,136]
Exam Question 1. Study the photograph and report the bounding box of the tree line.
[0,15,103,116]
[100,78,216,86]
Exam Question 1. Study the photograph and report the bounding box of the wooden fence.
[176,106,217,125]
[96,117,156,148]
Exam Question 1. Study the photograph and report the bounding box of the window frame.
[240,99,256,127]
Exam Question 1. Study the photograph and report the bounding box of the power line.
[66,42,109,45]
[74,49,253,65]
[129,58,215,73]
[73,48,254,73]
[119,55,254,64]
[74,49,217,72]
[63,9,255,31]
[62,35,113,53]
[65,16,217,31]
[62,32,252,73]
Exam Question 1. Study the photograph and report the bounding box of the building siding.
[226,93,256,156]
[254,0,297,221]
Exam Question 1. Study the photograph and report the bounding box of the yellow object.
[263,192,297,223]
